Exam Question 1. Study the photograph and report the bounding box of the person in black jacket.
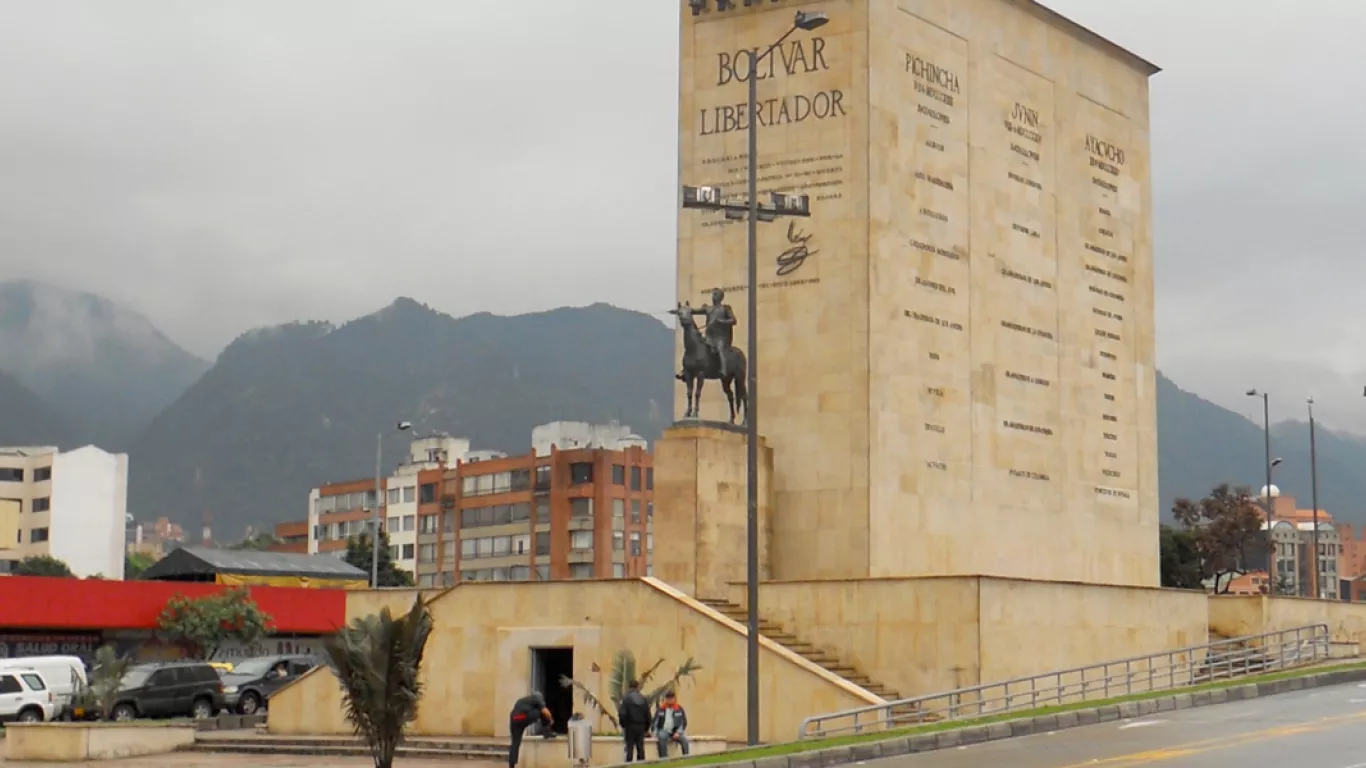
[616,679,651,763]
[508,691,553,768]
[653,690,691,757]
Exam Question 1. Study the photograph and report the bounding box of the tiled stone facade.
[676,0,1158,586]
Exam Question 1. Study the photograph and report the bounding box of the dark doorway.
[530,647,574,734]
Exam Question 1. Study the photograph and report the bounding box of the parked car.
[219,655,320,715]
[0,656,87,719]
[108,661,224,721]
[0,669,55,723]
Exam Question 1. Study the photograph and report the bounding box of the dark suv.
[219,655,320,715]
[110,661,224,721]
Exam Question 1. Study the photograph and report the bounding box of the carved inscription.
[925,423,945,433]
[700,38,847,136]
[1004,421,1054,436]
[926,460,947,471]
[915,277,956,295]
[1001,320,1054,341]
[1012,223,1041,239]
[1010,469,1050,481]
[1096,487,1132,499]
[1005,370,1050,387]
[1002,267,1053,290]
[1085,243,1128,263]
[911,240,962,261]
[915,170,955,191]
[906,310,963,331]
[1009,171,1042,191]
[920,207,948,222]
[1085,264,1128,283]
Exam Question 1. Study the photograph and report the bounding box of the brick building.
[274,422,653,586]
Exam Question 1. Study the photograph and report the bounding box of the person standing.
[508,691,553,768]
[653,690,691,757]
[616,679,651,763]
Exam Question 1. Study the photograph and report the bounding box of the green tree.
[1171,483,1267,595]
[559,650,701,732]
[324,594,434,768]
[13,554,75,577]
[157,587,273,660]
[344,531,414,587]
[1159,524,1204,590]
[229,532,282,551]
[125,552,157,579]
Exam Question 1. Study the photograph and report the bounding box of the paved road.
[876,681,1366,767]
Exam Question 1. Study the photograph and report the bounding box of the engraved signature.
[775,222,818,277]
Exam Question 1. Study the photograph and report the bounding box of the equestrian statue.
[670,288,748,424]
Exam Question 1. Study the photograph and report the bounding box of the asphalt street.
[869,681,1366,767]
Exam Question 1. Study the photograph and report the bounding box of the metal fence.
[798,623,1330,739]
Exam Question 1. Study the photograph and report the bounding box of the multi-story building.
[126,517,187,558]
[0,445,128,579]
[275,422,654,587]
[1226,487,1341,598]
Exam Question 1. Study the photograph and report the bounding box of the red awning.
[0,576,346,634]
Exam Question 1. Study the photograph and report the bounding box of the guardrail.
[798,623,1330,739]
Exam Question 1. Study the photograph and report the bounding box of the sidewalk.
[0,752,507,768]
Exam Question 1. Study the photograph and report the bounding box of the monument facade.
[676,0,1159,586]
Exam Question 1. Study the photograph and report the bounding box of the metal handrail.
[798,623,1331,739]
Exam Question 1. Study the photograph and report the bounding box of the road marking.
[1118,720,1164,730]
[1054,709,1366,767]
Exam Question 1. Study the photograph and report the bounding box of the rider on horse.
[677,288,737,380]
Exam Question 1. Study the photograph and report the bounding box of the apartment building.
[1227,488,1342,598]
[0,445,128,579]
[276,422,653,586]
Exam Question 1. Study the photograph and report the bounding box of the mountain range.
[1,279,1363,538]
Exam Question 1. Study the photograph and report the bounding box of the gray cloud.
[3,1,1366,428]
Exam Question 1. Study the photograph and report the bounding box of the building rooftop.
[141,546,368,580]
[1010,0,1160,76]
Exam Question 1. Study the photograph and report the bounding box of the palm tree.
[559,650,701,731]
[70,645,131,720]
[323,594,434,768]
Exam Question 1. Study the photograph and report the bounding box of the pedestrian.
[653,690,691,757]
[508,691,553,768]
[617,679,651,763]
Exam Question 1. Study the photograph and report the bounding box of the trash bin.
[567,713,592,767]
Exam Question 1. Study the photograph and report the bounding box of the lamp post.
[373,421,413,588]
[1308,397,1321,598]
[1246,389,1276,581]
[679,8,828,747]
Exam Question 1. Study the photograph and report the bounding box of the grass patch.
[667,660,1366,767]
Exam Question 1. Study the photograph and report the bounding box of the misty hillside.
[126,298,674,536]
[0,370,76,449]
[0,280,209,447]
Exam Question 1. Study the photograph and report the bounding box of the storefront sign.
[0,633,101,660]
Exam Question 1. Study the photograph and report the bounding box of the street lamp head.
[1271,457,1284,467]
[1245,388,1259,397]
[397,421,412,431]
[794,10,829,31]
[1307,396,1314,405]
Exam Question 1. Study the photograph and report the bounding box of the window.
[419,543,436,562]
[0,468,23,483]
[536,500,550,524]
[535,564,550,582]
[0,675,20,694]
[510,566,531,581]
[387,516,400,531]
[389,545,400,560]
[570,498,593,519]
[630,532,642,556]
[613,563,625,578]
[32,497,50,513]
[33,467,51,482]
[419,515,438,534]
[646,502,654,521]
[442,571,456,586]
[570,564,594,579]
[612,499,625,519]
[646,565,653,577]
[613,531,624,551]
[312,525,322,541]
[612,465,626,485]
[646,468,653,490]
[18,673,44,690]
[461,538,477,558]
[403,487,416,503]
[386,489,399,505]
[570,531,594,551]
[492,472,512,494]
[443,541,456,558]
[443,511,455,533]
[30,527,49,543]
[510,503,530,523]
[631,466,642,491]
[511,469,532,491]
[534,465,552,491]
[403,515,415,532]
[402,544,415,560]
[570,463,593,485]
[513,534,530,555]
[419,574,436,587]
[318,495,336,514]
[364,489,378,510]
[535,532,551,556]
[647,533,653,552]
[419,484,437,504]
[631,500,642,524]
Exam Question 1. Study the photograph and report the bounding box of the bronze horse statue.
[670,301,748,424]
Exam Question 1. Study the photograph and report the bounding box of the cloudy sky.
[2,1,1366,429]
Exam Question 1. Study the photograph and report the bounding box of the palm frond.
[645,657,703,706]
[324,595,433,768]
[607,649,637,707]
[635,658,666,689]
[559,675,619,730]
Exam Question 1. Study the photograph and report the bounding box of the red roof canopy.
[0,576,346,634]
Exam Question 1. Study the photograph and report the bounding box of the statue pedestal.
[653,421,773,601]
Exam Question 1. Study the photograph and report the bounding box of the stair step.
[191,744,503,760]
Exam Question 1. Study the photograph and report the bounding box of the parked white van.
[0,656,86,718]
[0,668,54,723]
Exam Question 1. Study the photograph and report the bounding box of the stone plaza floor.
[0,752,507,768]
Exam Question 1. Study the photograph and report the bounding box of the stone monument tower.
[659,0,1160,590]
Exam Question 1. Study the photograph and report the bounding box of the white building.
[531,421,647,457]
[0,445,128,579]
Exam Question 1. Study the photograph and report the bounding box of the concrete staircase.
[698,596,927,720]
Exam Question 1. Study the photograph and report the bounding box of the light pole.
[373,421,412,588]
[1246,389,1276,579]
[1308,397,1321,598]
[680,8,828,747]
